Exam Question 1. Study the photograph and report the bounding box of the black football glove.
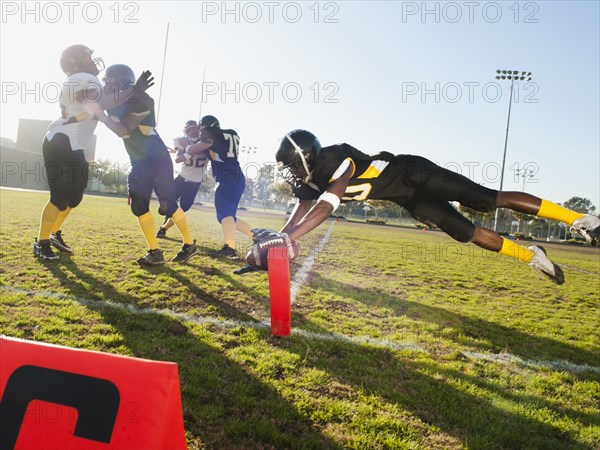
[134,70,155,92]
[251,228,280,243]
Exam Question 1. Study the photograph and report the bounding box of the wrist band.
[317,192,340,212]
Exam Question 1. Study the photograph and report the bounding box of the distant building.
[0,118,97,191]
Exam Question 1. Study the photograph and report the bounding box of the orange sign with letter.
[0,336,187,449]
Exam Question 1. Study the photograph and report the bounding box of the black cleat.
[34,239,59,261]
[210,244,239,260]
[156,227,167,239]
[528,246,565,285]
[50,230,73,253]
[137,248,165,266]
[171,240,199,263]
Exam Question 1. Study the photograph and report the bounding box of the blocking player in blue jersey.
[156,120,208,239]
[92,64,198,266]
[182,115,253,258]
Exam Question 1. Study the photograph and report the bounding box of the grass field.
[1,188,599,449]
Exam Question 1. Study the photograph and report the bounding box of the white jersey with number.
[46,72,102,151]
[174,136,208,183]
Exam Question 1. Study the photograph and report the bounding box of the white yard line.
[290,220,337,303]
[0,285,423,353]
[3,284,598,374]
[463,350,600,374]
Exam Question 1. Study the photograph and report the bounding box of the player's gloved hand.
[134,70,155,92]
[246,231,299,270]
[251,228,280,243]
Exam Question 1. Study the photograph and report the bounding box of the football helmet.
[199,115,220,129]
[184,120,199,143]
[60,44,104,76]
[103,64,136,93]
[276,130,321,187]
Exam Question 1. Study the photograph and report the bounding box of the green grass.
[1,189,599,449]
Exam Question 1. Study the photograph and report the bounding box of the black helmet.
[60,44,104,76]
[276,130,321,187]
[199,115,220,129]
[103,64,136,92]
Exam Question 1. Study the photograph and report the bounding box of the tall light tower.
[493,69,533,231]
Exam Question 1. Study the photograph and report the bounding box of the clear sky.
[1,1,598,208]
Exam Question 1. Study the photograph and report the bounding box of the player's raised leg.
[496,192,599,245]
[403,197,564,284]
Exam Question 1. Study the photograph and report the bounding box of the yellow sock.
[38,201,62,241]
[171,208,193,245]
[498,238,534,263]
[138,212,159,249]
[162,217,175,230]
[51,207,72,233]
[235,218,253,238]
[221,216,236,248]
[537,200,585,226]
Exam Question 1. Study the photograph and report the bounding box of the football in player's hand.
[246,232,299,270]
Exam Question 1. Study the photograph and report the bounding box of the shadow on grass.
[307,272,600,367]
[40,260,341,449]
[277,334,598,450]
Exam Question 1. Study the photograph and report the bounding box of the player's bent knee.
[69,196,84,209]
[180,199,194,212]
[50,197,70,211]
[131,201,150,217]
[164,204,178,218]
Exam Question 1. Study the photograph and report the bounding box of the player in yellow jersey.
[251,130,599,284]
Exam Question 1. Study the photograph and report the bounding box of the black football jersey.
[107,92,167,162]
[292,144,415,203]
[200,127,242,182]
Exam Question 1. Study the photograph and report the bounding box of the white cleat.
[570,215,600,246]
[528,246,565,285]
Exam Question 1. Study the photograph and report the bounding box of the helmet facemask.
[90,54,105,73]
[278,138,315,188]
[78,48,104,75]
[278,159,306,188]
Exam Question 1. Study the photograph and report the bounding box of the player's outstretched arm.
[185,140,213,156]
[280,200,314,234]
[95,109,149,138]
[283,168,351,240]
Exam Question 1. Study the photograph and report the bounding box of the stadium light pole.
[493,69,533,232]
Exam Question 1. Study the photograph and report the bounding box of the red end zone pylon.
[267,247,291,336]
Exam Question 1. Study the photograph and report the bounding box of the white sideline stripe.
[0,285,423,353]
[464,351,600,375]
[3,284,598,374]
[290,220,336,303]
